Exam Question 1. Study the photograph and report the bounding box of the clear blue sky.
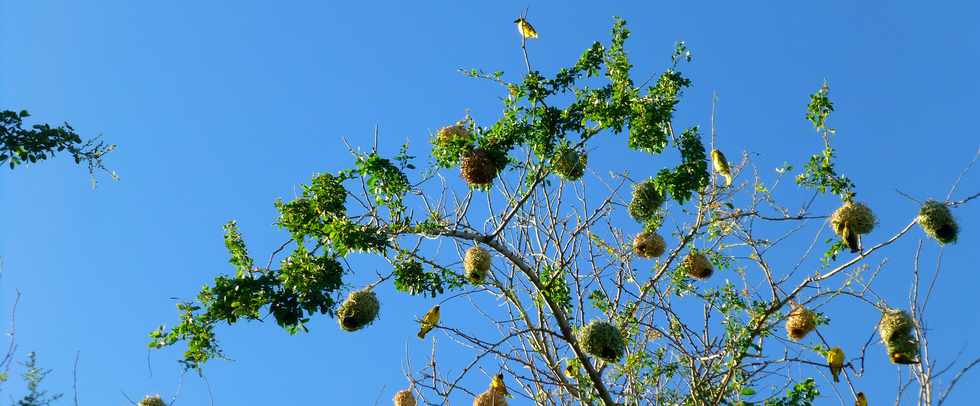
[2,1,979,404]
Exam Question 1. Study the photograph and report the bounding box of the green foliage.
[796,84,855,199]
[392,252,466,297]
[0,109,115,181]
[652,127,710,204]
[762,378,819,406]
[538,265,572,313]
[14,352,62,406]
[353,152,411,213]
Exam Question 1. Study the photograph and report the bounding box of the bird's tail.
[417,330,426,339]
[722,173,733,187]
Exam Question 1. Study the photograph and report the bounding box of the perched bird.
[842,221,861,253]
[417,305,440,339]
[491,373,512,398]
[827,347,845,383]
[514,18,538,39]
[855,392,867,406]
[711,149,733,186]
[563,364,576,379]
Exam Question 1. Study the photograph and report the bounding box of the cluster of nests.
[628,179,715,280]
[393,382,509,406]
[138,395,167,406]
[830,199,960,252]
[784,305,920,364]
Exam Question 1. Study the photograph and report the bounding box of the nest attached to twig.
[628,179,666,223]
[580,320,625,362]
[785,306,817,341]
[830,201,876,235]
[878,308,914,344]
[464,246,492,284]
[460,149,499,186]
[138,395,167,406]
[918,200,959,244]
[682,252,713,280]
[633,231,666,258]
[552,145,588,181]
[473,390,508,406]
[337,289,380,332]
[393,389,417,406]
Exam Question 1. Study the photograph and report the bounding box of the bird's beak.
[513,19,521,23]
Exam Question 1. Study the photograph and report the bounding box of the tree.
[1,109,116,185]
[150,18,980,405]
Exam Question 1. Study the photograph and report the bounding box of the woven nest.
[682,252,713,280]
[473,390,508,406]
[436,121,471,145]
[918,200,959,244]
[579,320,625,363]
[393,389,417,406]
[785,307,817,341]
[878,308,914,344]
[628,180,666,223]
[552,146,588,181]
[460,149,499,186]
[464,246,492,284]
[337,289,380,332]
[138,395,167,406]
[886,334,920,365]
[633,232,666,258]
[830,201,876,236]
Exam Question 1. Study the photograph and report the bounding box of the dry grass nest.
[337,289,380,332]
[628,179,666,223]
[464,246,492,284]
[878,308,914,344]
[473,390,508,406]
[436,121,471,144]
[918,200,958,244]
[579,320,625,363]
[138,395,167,406]
[633,231,666,258]
[552,146,588,181]
[785,307,817,341]
[460,149,499,186]
[830,201,876,235]
[393,389,417,406]
[682,252,713,280]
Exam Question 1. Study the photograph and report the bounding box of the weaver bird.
[514,18,538,39]
[563,364,576,379]
[491,373,512,398]
[711,149,733,186]
[417,305,440,339]
[842,221,861,253]
[855,392,867,406]
[827,347,845,383]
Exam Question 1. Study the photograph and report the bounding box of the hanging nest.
[435,121,471,145]
[682,251,713,280]
[473,390,508,406]
[785,306,817,341]
[633,231,666,258]
[579,320,625,362]
[393,389,417,406]
[460,149,499,186]
[917,200,959,244]
[878,308,914,344]
[628,179,666,223]
[138,395,167,406]
[337,289,380,332]
[830,201,876,236]
[552,145,588,181]
[886,334,920,365]
[464,246,492,284]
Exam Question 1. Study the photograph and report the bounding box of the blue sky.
[2,1,979,405]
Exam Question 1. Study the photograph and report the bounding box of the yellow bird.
[711,149,733,186]
[842,221,861,253]
[855,392,867,406]
[514,18,538,39]
[827,347,845,383]
[491,373,512,398]
[417,305,440,339]
[563,364,576,379]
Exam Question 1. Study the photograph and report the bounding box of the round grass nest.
[337,289,380,332]
[633,231,666,258]
[138,395,167,406]
[436,121,471,144]
[393,389,417,406]
[878,308,914,344]
[473,389,508,406]
[552,145,588,181]
[460,149,499,186]
[579,320,625,363]
[918,200,959,244]
[682,252,713,280]
[830,201,876,236]
[464,246,492,284]
[886,334,920,365]
[785,306,817,341]
[628,179,666,223]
